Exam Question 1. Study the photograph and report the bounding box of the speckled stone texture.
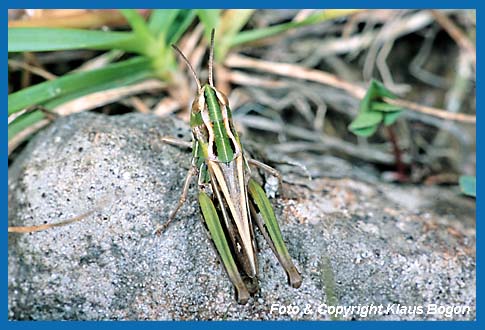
[8,112,475,320]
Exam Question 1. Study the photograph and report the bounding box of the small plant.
[348,79,405,180]
[348,79,403,137]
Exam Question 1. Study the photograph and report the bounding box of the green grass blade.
[148,9,180,36]
[120,9,153,55]
[230,20,304,47]
[230,10,358,48]
[197,10,221,34]
[215,10,254,60]
[168,10,197,45]
[8,28,141,53]
[8,59,153,141]
[220,10,254,38]
[8,56,151,115]
[8,111,45,141]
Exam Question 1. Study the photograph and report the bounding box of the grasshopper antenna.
[208,29,215,87]
[171,44,202,90]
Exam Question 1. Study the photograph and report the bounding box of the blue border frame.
[2,1,479,9]
[5,1,479,328]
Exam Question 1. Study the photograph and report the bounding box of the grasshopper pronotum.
[157,29,302,304]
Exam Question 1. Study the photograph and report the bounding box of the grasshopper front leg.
[248,178,302,288]
[154,165,197,235]
[154,137,196,235]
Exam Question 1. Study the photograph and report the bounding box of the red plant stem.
[386,125,407,181]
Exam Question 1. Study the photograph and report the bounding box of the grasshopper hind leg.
[198,191,251,304]
[248,178,302,289]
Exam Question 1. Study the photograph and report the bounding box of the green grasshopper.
[156,30,301,304]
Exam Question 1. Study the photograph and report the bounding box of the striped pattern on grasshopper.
[158,30,301,304]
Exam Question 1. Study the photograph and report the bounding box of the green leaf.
[8,57,152,115]
[148,10,180,36]
[8,28,141,53]
[459,175,476,197]
[349,111,383,130]
[383,111,402,126]
[349,79,401,137]
[369,79,397,99]
[371,102,402,112]
[349,125,379,137]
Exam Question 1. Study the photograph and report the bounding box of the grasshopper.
[157,30,302,304]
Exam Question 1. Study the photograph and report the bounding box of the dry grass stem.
[8,59,57,80]
[431,10,476,68]
[226,54,475,124]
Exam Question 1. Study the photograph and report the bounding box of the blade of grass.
[8,28,142,53]
[8,111,45,141]
[120,9,154,54]
[148,9,180,37]
[8,60,154,141]
[8,57,151,115]
[168,10,197,45]
[197,9,221,35]
[220,10,254,37]
[216,10,254,60]
[230,10,359,48]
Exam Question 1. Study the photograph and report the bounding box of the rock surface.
[8,112,476,320]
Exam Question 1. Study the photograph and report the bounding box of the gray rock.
[8,112,476,320]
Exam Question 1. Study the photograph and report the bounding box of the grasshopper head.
[173,30,240,162]
[190,27,230,120]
